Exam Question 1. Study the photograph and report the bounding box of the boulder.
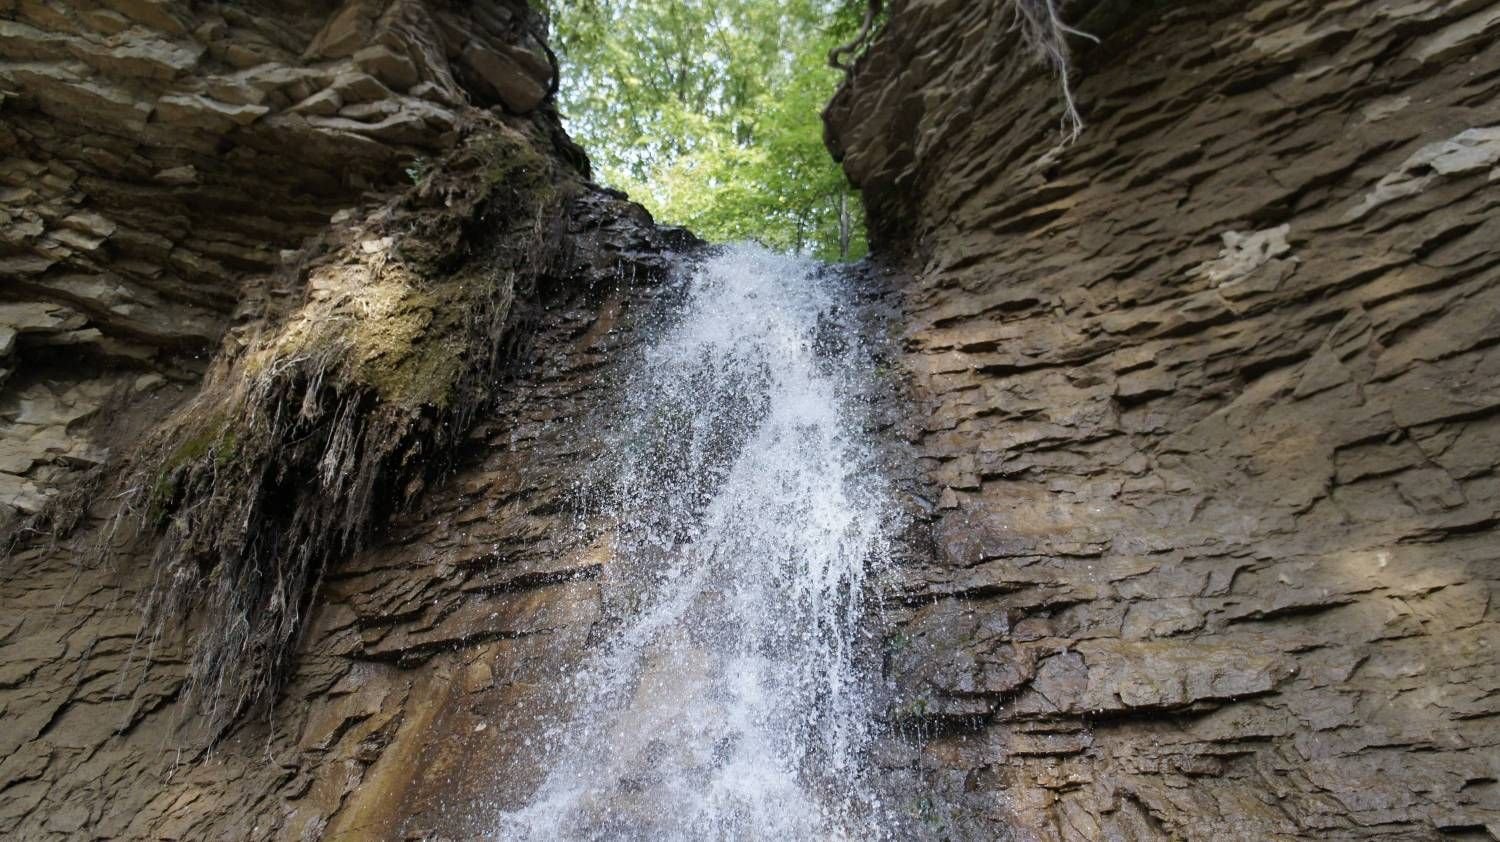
[354,44,421,91]
[154,93,268,131]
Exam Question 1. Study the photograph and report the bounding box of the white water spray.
[495,245,893,840]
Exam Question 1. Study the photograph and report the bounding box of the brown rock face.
[6,0,1500,838]
[0,1,696,837]
[0,0,561,523]
[827,0,1500,838]
[0,193,681,837]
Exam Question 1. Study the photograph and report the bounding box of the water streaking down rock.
[494,245,897,840]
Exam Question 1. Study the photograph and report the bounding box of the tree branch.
[828,0,883,77]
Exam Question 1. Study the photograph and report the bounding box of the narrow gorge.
[2,1,1498,840]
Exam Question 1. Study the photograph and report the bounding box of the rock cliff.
[0,0,570,522]
[4,0,1499,839]
[827,0,1500,838]
[1,1,688,837]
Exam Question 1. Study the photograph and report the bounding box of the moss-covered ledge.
[115,115,628,731]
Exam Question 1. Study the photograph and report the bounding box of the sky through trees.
[544,0,870,260]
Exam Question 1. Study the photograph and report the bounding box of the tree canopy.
[543,0,870,260]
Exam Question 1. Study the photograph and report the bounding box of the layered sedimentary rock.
[827,0,1500,838]
[7,0,1500,838]
[0,0,565,521]
[0,1,695,837]
[0,195,679,837]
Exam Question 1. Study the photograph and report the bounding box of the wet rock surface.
[828,0,1500,838]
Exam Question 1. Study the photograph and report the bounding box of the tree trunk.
[838,192,851,260]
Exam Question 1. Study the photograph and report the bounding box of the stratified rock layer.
[0,195,676,836]
[0,0,562,521]
[827,0,1500,838]
[0,1,695,837]
[0,177,683,839]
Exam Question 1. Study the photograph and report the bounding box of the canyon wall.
[1,1,691,837]
[827,0,1500,838]
[0,0,572,522]
[6,0,1500,839]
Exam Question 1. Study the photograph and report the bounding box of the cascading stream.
[495,245,894,840]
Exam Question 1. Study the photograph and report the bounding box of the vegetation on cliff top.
[544,0,870,260]
[543,0,1103,258]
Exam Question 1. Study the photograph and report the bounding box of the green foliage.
[148,417,236,523]
[544,0,870,260]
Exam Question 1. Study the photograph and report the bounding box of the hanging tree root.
[828,0,884,76]
[120,118,577,734]
[830,0,1097,141]
[1005,0,1100,141]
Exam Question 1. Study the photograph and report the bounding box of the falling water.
[496,245,894,840]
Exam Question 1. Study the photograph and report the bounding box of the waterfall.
[495,245,894,840]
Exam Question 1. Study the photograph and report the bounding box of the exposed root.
[829,0,885,76]
[831,0,1097,142]
[118,119,576,732]
[1,464,107,559]
[1004,0,1100,142]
